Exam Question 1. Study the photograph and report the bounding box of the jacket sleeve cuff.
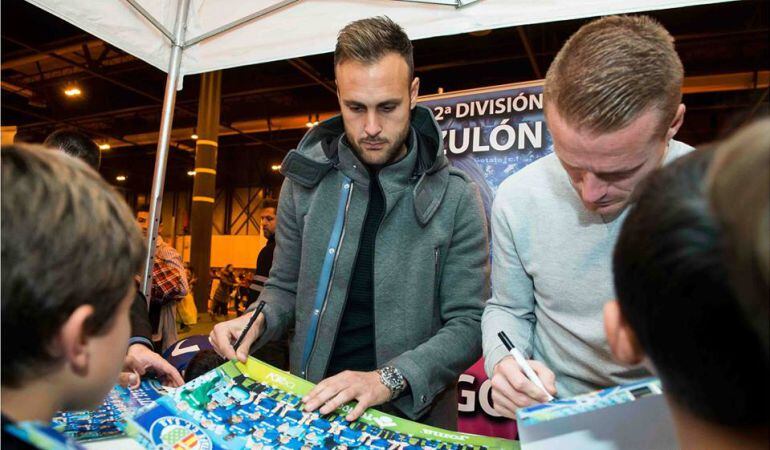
[484,343,511,379]
[387,354,435,420]
[128,336,153,350]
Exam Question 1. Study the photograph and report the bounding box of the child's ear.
[604,300,645,365]
[58,304,95,376]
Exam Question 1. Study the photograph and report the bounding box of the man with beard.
[210,16,488,429]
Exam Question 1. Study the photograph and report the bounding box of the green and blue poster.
[125,358,518,450]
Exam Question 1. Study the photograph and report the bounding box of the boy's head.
[707,118,770,356]
[44,128,101,170]
[184,350,225,383]
[606,146,768,427]
[1,144,145,410]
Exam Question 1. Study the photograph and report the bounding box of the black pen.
[233,300,266,352]
[498,331,554,401]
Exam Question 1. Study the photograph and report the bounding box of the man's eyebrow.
[376,99,402,106]
[595,162,645,177]
[342,99,402,107]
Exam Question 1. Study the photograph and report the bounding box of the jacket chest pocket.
[408,246,443,345]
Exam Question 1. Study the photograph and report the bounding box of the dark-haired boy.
[1,144,145,449]
[606,146,769,449]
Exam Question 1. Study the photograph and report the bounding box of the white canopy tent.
[25,0,731,298]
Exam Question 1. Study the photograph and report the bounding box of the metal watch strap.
[378,366,406,400]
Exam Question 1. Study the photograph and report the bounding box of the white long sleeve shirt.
[482,140,693,397]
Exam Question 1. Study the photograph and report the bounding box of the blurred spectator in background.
[246,199,278,309]
[44,129,100,169]
[211,264,236,321]
[137,210,189,352]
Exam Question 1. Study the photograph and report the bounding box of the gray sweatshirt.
[481,140,693,397]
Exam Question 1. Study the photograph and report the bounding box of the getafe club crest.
[150,416,213,450]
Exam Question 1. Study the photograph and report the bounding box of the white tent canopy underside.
[27,0,731,76]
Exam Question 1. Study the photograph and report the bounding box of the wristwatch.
[377,366,407,400]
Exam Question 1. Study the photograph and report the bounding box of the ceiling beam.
[3,35,285,152]
[287,58,336,95]
[95,111,338,150]
[3,35,176,108]
[682,71,770,94]
[2,39,102,70]
[517,27,542,79]
[2,103,140,146]
[13,81,321,130]
[1,80,38,99]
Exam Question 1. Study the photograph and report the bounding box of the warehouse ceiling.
[2,0,768,193]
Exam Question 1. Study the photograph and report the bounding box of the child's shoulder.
[3,415,86,450]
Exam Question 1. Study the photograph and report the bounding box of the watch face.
[380,367,404,393]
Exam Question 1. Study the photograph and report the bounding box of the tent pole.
[125,0,175,43]
[140,0,192,302]
[183,0,297,48]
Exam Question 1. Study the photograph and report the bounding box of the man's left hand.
[302,370,391,421]
[125,343,184,387]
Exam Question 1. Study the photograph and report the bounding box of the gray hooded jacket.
[251,105,488,428]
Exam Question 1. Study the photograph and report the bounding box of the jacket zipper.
[302,182,354,379]
[434,247,440,301]
[371,176,387,371]
[322,176,386,378]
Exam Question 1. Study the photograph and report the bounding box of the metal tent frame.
[131,0,479,299]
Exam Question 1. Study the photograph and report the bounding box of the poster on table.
[52,380,171,441]
[418,81,553,440]
[126,358,517,450]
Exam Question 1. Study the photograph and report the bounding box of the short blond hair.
[544,15,683,135]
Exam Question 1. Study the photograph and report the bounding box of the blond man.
[481,15,693,417]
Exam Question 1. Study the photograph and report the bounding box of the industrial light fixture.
[63,83,82,97]
[271,164,281,171]
[188,170,196,176]
[116,175,127,181]
[191,134,199,140]
[98,143,110,150]
[305,113,319,128]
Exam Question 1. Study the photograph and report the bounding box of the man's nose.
[581,172,608,205]
[364,111,382,137]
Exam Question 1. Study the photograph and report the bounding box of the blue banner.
[420,82,552,223]
[419,82,553,440]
